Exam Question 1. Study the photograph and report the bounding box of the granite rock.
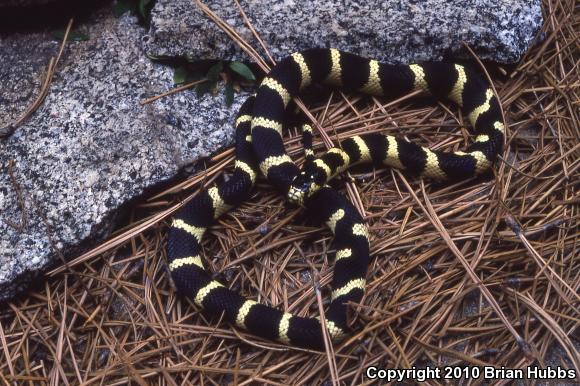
[0,8,248,302]
[144,0,543,64]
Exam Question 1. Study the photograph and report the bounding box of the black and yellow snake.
[167,48,504,349]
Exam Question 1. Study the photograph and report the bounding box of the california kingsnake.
[167,48,504,349]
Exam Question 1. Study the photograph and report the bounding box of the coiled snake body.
[167,48,504,349]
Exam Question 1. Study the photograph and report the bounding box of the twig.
[140,79,207,105]
[505,214,580,307]
[0,18,73,138]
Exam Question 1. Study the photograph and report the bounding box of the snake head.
[287,167,326,205]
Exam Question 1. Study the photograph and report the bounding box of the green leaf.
[224,82,235,106]
[51,29,90,42]
[206,61,223,82]
[138,0,152,18]
[229,61,255,81]
[113,0,137,17]
[146,54,175,63]
[196,81,214,98]
[173,66,189,85]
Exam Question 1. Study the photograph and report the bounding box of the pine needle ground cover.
[0,0,577,384]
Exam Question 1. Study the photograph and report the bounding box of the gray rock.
[144,0,542,64]
[0,34,56,127]
[0,9,248,302]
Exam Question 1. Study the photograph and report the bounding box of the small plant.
[51,29,89,42]
[113,0,255,105]
[113,0,154,21]
[171,60,257,107]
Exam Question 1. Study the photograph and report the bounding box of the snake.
[167,48,504,349]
